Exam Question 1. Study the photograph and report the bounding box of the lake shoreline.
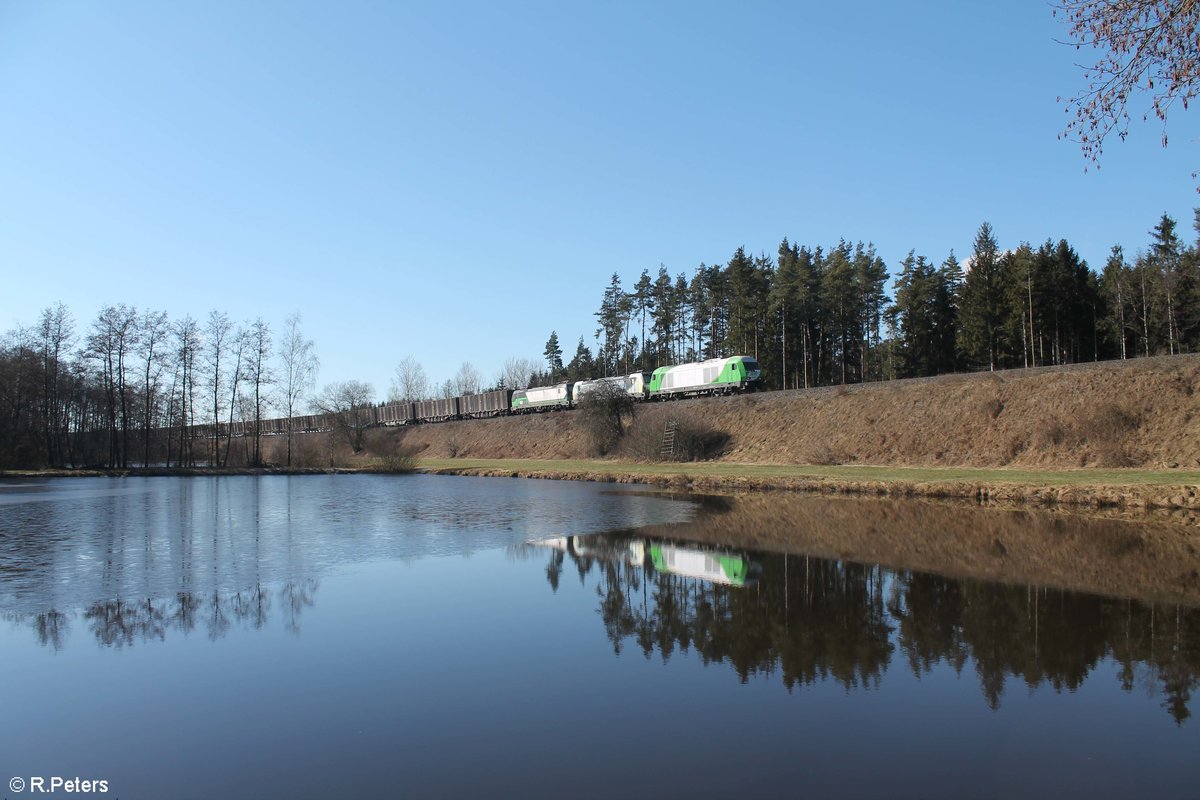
[0,466,386,477]
[8,460,1200,514]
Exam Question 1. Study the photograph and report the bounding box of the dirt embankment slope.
[385,355,1200,470]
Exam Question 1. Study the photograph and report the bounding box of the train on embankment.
[220,355,762,437]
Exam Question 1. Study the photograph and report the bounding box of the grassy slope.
[251,355,1200,506]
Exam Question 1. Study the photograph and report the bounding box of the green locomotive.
[648,356,762,397]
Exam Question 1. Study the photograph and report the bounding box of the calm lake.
[1,475,1197,799]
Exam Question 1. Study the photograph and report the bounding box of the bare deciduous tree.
[37,303,74,466]
[87,304,138,468]
[312,380,375,454]
[246,318,273,465]
[453,361,482,396]
[497,356,536,390]
[222,325,248,467]
[137,309,169,467]
[1056,0,1200,182]
[389,355,429,402]
[279,313,318,467]
[171,316,201,467]
[204,311,233,466]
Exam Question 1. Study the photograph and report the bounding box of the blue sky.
[1,1,1196,394]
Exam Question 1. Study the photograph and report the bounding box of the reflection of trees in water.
[11,580,319,651]
[550,541,1200,723]
[580,540,893,690]
[890,573,1200,722]
[35,609,68,651]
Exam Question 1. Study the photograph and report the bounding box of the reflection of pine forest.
[543,539,1200,724]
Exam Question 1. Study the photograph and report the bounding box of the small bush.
[377,447,419,473]
[804,440,852,466]
[576,383,635,456]
[1092,441,1134,468]
[805,442,840,466]
[290,434,325,468]
[1033,418,1072,448]
[1032,402,1139,466]
[1003,434,1028,464]
[1080,402,1139,441]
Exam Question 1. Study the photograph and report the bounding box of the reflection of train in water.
[648,542,758,587]
[533,535,760,588]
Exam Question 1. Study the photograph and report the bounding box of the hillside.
[347,354,1200,470]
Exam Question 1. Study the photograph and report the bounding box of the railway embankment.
[386,354,1200,510]
[387,354,1200,469]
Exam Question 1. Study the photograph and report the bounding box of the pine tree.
[543,331,563,379]
[821,243,860,384]
[697,263,728,359]
[724,247,758,357]
[891,251,939,377]
[673,272,692,362]
[1052,239,1096,363]
[650,266,676,363]
[1100,245,1132,359]
[1149,213,1183,354]
[595,273,629,376]
[1179,211,1200,350]
[633,269,654,369]
[769,239,800,389]
[749,252,774,366]
[959,222,1009,371]
[566,336,595,381]
[854,243,889,381]
[934,251,963,374]
[1003,244,1037,368]
[688,266,712,361]
[795,246,820,388]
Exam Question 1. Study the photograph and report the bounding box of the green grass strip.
[418,458,1200,487]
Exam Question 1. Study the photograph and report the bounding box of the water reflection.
[0,474,695,614]
[5,476,1199,727]
[5,580,319,651]
[523,532,1200,724]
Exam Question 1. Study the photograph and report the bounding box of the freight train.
[213,354,762,438]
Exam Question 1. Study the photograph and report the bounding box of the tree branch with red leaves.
[1055,0,1200,183]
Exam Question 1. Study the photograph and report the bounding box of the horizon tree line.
[5,209,1200,469]
[521,210,1200,390]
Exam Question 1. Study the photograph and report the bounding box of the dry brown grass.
[1029,402,1141,468]
[267,355,1200,471]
